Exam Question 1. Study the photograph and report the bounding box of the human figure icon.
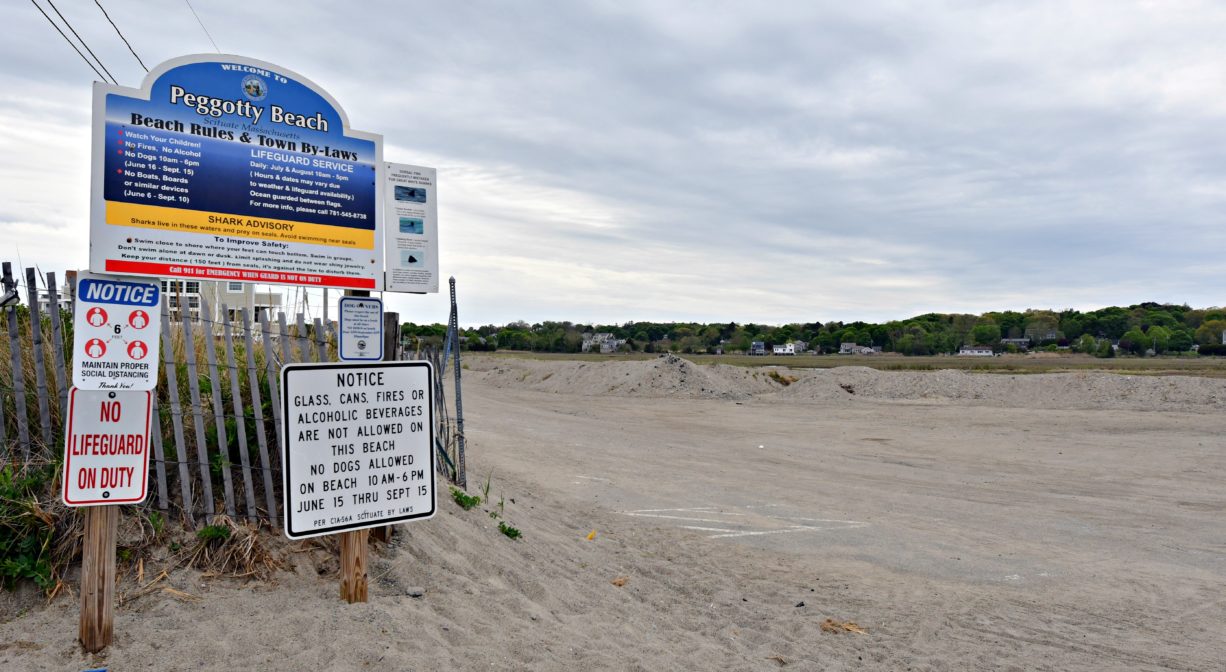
[87,307,108,327]
[127,340,147,360]
[85,338,106,358]
[129,310,149,329]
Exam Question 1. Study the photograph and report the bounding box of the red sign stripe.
[105,260,377,289]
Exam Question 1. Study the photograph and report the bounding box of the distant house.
[749,341,766,356]
[791,340,808,353]
[958,344,995,357]
[772,343,795,355]
[581,332,626,354]
[839,342,875,355]
[1024,326,1059,342]
[838,342,857,355]
[1000,338,1030,350]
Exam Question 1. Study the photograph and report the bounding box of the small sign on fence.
[383,163,439,293]
[338,296,384,361]
[281,361,435,539]
[62,388,152,506]
[72,272,161,391]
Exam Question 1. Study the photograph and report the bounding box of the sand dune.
[2,355,1223,670]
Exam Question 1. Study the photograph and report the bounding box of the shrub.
[0,465,57,592]
[449,487,480,510]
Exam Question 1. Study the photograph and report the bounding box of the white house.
[772,343,795,355]
[582,332,626,353]
[958,344,995,356]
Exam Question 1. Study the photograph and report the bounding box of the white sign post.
[68,272,159,653]
[338,296,384,361]
[281,361,435,538]
[62,388,153,506]
[73,272,161,391]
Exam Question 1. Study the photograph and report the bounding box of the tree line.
[401,302,1226,357]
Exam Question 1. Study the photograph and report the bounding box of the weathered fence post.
[45,272,70,430]
[262,312,285,477]
[150,396,169,511]
[384,311,399,362]
[222,306,258,520]
[243,309,278,526]
[181,308,216,524]
[160,299,195,528]
[295,312,309,363]
[24,268,53,449]
[200,298,236,518]
[2,263,31,456]
[449,277,467,488]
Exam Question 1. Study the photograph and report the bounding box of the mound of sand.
[464,354,779,400]
[465,355,1226,413]
[781,366,1226,412]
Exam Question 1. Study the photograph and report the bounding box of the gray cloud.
[2,1,1223,325]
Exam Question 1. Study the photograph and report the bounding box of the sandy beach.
[2,354,1223,671]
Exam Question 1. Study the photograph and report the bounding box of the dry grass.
[485,351,1226,378]
[184,516,283,579]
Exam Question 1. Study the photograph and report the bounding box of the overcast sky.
[3,1,1224,326]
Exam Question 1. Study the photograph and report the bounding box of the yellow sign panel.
[105,201,375,249]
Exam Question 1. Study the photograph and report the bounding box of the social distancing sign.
[73,272,161,391]
[62,388,152,506]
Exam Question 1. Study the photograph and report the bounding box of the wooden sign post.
[79,505,119,652]
[339,528,370,603]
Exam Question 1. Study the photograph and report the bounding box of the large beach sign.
[90,55,384,290]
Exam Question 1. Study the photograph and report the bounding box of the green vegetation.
[196,524,232,542]
[407,303,1226,358]
[0,465,56,591]
[498,522,522,540]
[450,486,481,510]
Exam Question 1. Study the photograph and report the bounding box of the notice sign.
[63,388,152,506]
[281,361,435,539]
[338,296,383,361]
[383,163,438,293]
[73,272,161,390]
[90,54,384,290]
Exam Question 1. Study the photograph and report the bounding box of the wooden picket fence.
[0,263,465,531]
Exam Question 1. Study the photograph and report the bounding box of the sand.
[2,354,1223,670]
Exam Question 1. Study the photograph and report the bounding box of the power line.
[183,0,220,53]
[29,0,109,83]
[44,0,118,84]
[94,0,147,72]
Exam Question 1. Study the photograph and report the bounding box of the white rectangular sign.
[338,296,384,361]
[383,163,439,293]
[62,388,152,506]
[281,361,435,539]
[73,272,161,390]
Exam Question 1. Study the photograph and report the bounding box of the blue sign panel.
[77,277,160,307]
[91,55,383,290]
